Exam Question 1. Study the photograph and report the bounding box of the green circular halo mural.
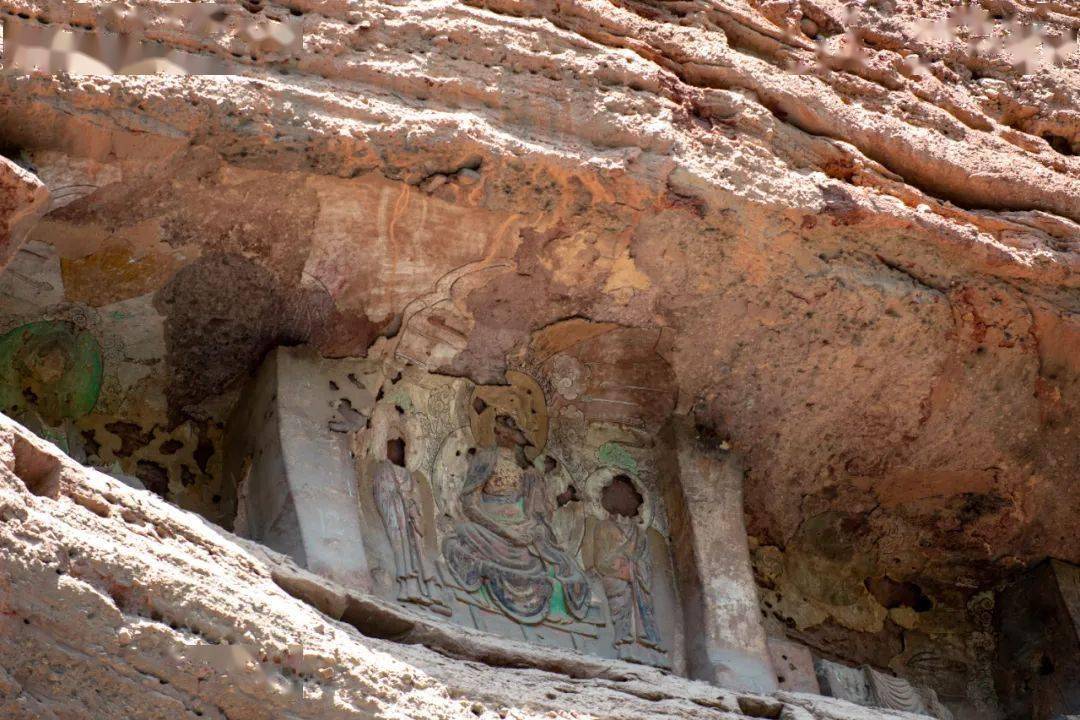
[0,321,103,426]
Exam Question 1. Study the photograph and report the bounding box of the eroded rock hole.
[105,421,152,458]
[178,466,195,488]
[493,414,530,460]
[81,430,102,458]
[1038,653,1055,676]
[106,584,129,611]
[864,575,932,612]
[387,438,406,468]
[135,460,170,497]
[472,397,488,415]
[556,484,580,507]
[333,398,366,431]
[194,434,215,474]
[159,439,183,455]
[601,475,642,518]
[1043,133,1077,156]
[10,435,62,498]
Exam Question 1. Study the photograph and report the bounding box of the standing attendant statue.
[585,474,665,662]
[373,449,450,615]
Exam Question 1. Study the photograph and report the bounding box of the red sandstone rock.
[0,156,49,270]
[0,0,1076,716]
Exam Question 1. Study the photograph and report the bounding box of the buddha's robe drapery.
[443,449,590,623]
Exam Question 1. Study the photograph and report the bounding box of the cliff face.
[0,0,1077,716]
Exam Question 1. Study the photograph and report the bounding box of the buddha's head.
[483,452,526,496]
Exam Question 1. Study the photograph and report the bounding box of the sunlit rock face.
[0,0,1078,718]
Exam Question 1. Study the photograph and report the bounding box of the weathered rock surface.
[0,0,1077,715]
[0,413,923,720]
[0,155,49,269]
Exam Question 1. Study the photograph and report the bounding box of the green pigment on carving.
[548,568,569,618]
[597,442,637,473]
[388,390,413,412]
[0,321,103,425]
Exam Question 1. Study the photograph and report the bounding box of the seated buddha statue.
[442,445,591,624]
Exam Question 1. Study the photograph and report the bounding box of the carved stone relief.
[582,468,668,667]
[226,330,775,688]
[394,260,513,372]
[815,657,874,707]
[867,667,954,720]
[373,458,451,615]
[442,447,593,624]
[352,362,680,669]
[815,658,954,720]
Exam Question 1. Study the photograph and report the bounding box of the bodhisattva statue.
[591,511,665,656]
[442,448,591,624]
[373,458,451,615]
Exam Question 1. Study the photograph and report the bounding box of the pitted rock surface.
[0,0,1077,716]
